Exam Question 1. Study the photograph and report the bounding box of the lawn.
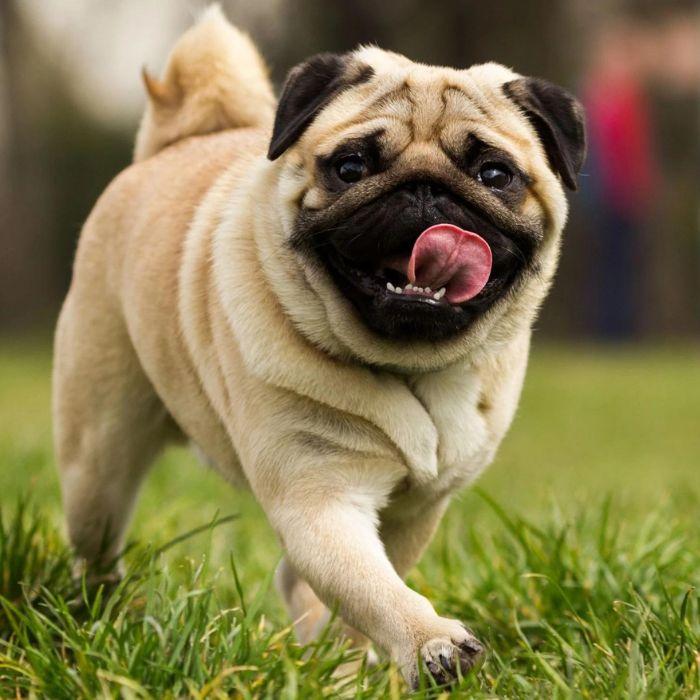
[0,338,698,698]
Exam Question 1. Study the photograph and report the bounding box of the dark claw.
[458,643,485,675]
[459,637,484,656]
[439,651,456,675]
[426,660,449,685]
[458,625,485,656]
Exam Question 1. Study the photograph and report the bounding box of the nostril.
[402,180,442,200]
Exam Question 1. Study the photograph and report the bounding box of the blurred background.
[1,0,699,337]
[0,1,698,522]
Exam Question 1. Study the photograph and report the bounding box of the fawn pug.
[53,6,585,688]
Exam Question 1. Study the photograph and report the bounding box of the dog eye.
[335,154,367,184]
[477,163,512,190]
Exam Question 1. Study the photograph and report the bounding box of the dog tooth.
[435,287,446,300]
[433,291,440,300]
[386,282,396,292]
[395,287,402,294]
[425,287,432,293]
[405,283,413,291]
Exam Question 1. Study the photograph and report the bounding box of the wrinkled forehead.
[302,53,536,168]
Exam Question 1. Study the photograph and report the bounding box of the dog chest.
[407,362,495,490]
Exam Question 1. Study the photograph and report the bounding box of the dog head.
[264,48,585,369]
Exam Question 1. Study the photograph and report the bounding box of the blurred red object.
[584,73,656,218]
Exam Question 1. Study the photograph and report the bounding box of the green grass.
[0,339,698,698]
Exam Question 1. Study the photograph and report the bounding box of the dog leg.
[54,316,175,576]
[380,497,450,579]
[275,556,330,644]
[381,498,485,685]
[275,556,374,667]
[275,500,452,652]
[254,458,481,689]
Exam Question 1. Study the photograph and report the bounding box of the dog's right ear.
[268,53,372,160]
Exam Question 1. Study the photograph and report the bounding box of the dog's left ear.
[268,53,372,160]
[504,77,586,190]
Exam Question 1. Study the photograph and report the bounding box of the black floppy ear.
[268,53,372,160]
[504,77,587,190]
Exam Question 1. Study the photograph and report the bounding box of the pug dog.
[53,6,585,689]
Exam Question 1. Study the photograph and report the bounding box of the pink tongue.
[408,224,492,303]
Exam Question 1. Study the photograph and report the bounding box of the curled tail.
[134,4,275,161]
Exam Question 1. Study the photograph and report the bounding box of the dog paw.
[408,624,485,689]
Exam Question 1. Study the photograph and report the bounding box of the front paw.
[403,622,485,690]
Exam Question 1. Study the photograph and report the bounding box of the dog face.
[266,48,585,362]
